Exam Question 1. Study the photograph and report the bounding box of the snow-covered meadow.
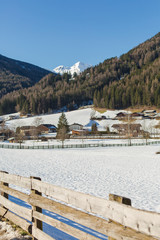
[1,108,160,239]
[0,144,160,213]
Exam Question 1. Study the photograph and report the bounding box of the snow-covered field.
[0,145,160,213]
[1,108,160,239]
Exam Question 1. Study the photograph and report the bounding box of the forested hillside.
[1,32,160,114]
[0,54,51,98]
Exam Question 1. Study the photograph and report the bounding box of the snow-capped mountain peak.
[53,65,70,75]
[53,62,92,76]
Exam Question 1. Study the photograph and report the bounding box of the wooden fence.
[0,171,160,240]
[0,140,160,149]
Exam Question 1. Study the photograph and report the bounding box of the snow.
[85,119,100,127]
[0,145,160,213]
[53,61,92,76]
[4,108,160,135]
[5,108,94,130]
[0,221,30,239]
[1,108,160,238]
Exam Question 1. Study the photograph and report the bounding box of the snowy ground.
[3,108,160,134]
[0,145,160,213]
[2,137,160,149]
[0,220,31,240]
[1,108,160,239]
[20,138,160,146]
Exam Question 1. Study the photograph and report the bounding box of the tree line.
[1,32,160,114]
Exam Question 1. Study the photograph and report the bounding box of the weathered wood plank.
[29,193,113,237]
[0,206,31,233]
[32,179,113,218]
[0,203,156,240]
[29,194,158,240]
[32,179,95,208]
[0,171,9,199]
[33,211,101,240]
[0,195,32,221]
[31,176,42,240]
[0,184,29,203]
[107,200,160,238]
[0,172,31,189]
[32,226,56,240]
[31,180,160,238]
[0,173,159,239]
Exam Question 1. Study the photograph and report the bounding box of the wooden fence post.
[0,171,9,201]
[0,171,9,220]
[108,194,131,240]
[30,176,42,240]
[109,193,131,206]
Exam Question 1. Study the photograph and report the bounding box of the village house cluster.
[111,110,159,138]
[0,109,160,142]
[114,109,158,120]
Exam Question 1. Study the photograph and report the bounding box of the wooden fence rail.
[0,171,159,240]
[0,140,160,150]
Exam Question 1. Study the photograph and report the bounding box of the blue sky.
[0,0,160,70]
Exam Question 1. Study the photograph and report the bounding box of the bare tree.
[33,117,43,127]
[147,121,154,138]
[11,120,24,132]
[91,123,98,135]
[123,114,133,146]
[30,126,39,141]
[0,120,6,141]
[15,127,24,148]
[142,119,150,145]
[105,125,110,134]
[57,126,69,148]
[90,109,96,120]
[31,117,43,141]
[154,121,160,138]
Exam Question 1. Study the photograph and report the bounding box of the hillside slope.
[0,54,51,98]
[1,32,160,114]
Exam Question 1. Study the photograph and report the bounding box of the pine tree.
[57,112,69,147]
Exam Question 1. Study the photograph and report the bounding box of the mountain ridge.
[0,54,51,98]
[1,32,160,114]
